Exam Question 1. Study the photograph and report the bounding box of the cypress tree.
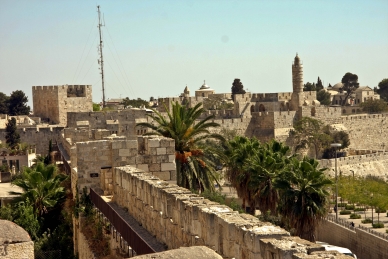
[5,117,20,149]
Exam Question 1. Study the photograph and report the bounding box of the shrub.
[362,218,373,224]
[372,223,384,228]
[340,210,352,215]
[349,213,361,219]
[354,207,365,212]
[375,208,386,213]
[386,229,388,234]
[338,203,347,207]
[345,204,355,210]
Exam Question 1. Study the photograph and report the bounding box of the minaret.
[292,53,303,93]
[290,53,305,110]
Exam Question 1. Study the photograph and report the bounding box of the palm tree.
[275,157,332,242]
[222,136,261,212]
[11,162,67,216]
[136,101,224,192]
[246,140,291,215]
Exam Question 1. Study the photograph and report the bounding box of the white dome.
[200,80,210,90]
[332,82,343,90]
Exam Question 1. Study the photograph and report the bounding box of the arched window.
[250,105,255,114]
[259,104,266,112]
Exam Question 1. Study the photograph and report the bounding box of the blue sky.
[0,0,387,106]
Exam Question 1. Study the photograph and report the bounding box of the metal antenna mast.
[97,5,106,107]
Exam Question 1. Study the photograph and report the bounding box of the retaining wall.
[316,219,388,259]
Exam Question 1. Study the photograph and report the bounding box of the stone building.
[32,85,92,125]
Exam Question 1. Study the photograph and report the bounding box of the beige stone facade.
[32,85,92,125]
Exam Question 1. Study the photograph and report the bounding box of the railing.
[89,188,157,255]
[326,214,388,240]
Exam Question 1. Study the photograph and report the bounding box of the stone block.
[161,162,176,171]
[157,147,167,155]
[148,138,161,148]
[137,164,149,171]
[119,148,129,156]
[126,140,138,149]
[168,154,175,162]
[166,146,175,154]
[149,163,161,172]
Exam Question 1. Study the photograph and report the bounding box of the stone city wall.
[67,109,148,137]
[316,219,388,259]
[0,126,63,155]
[110,166,353,259]
[318,152,388,180]
[341,113,388,150]
[70,136,176,196]
[298,106,343,124]
[112,165,290,259]
[0,241,34,259]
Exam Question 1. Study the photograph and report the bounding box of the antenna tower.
[97,5,106,107]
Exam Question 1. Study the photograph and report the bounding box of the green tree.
[246,140,291,215]
[136,102,224,192]
[231,78,246,100]
[121,97,149,109]
[303,82,316,91]
[0,200,40,239]
[316,77,324,91]
[340,73,359,106]
[8,90,30,115]
[291,117,332,158]
[92,103,101,111]
[276,157,332,242]
[11,162,67,216]
[317,90,331,105]
[360,99,388,113]
[0,92,9,114]
[375,78,388,101]
[5,117,21,149]
[223,136,261,212]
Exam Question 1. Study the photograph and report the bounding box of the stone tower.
[290,54,305,110]
[32,85,92,125]
[292,54,303,93]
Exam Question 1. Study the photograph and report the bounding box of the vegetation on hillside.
[360,99,388,113]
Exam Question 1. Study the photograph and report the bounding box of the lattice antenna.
[97,5,106,107]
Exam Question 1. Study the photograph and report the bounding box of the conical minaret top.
[292,53,303,93]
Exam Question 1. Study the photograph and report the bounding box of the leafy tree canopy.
[317,90,331,105]
[316,77,324,91]
[121,97,149,109]
[291,117,332,158]
[5,117,20,149]
[0,92,9,114]
[360,99,388,113]
[137,102,224,192]
[8,90,30,115]
[375,78,388,101]
[231,78,246,100]
[303,82,316,91]
[340,72,359,106]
